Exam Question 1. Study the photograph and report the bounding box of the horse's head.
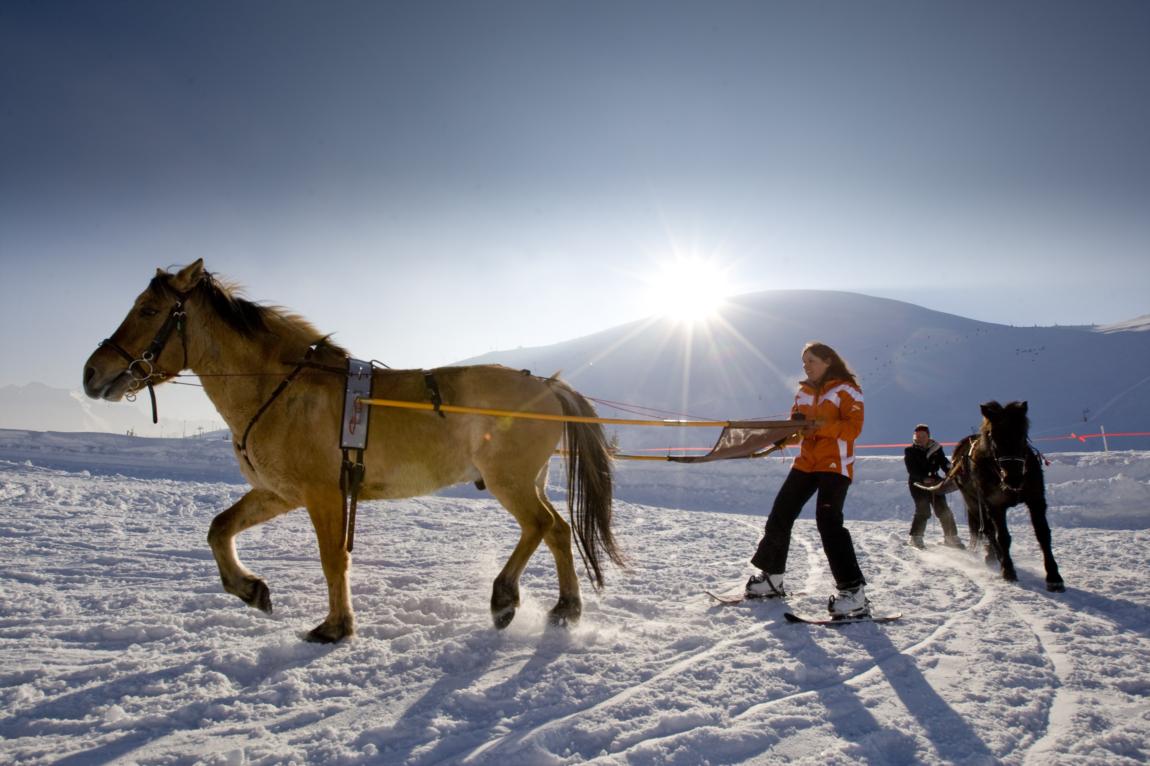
[82,260,207,403]
[979,400,1032,492]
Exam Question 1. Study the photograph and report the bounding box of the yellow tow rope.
[358,397,783,429]
[358,397,802,461]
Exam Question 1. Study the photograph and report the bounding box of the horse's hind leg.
[1028,499,1065,592]
[303,493,355,643]
[208,489,294,613]
[966,495,999,567]
[537,472,582,626]
[978,515,998,568]
[485,478,561,630]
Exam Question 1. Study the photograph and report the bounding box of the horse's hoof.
[547,612,578,629]
[305,620,353,644]
[233,578,272,614]
[547,598,582,628]
[248,580,273,614]
[492,606,516,630]
[1046,581,1066,593]
[1003,570,1018,582]
[490,580,519,630]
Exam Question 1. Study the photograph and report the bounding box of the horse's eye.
[140,307,159,318]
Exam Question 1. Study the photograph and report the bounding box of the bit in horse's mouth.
[90,371,134,402]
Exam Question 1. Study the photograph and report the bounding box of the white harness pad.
[340,358,373,450]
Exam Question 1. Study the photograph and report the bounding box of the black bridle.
[982,428,1029,492]
[97,291,190,424]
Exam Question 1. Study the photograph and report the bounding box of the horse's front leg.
[987,506,1017,582]
[208,489,295,613]
[1027,499,1065,592]
[962,491,983,551]
[968,507,995,565]
[304,494,355,643]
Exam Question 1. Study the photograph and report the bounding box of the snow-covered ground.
[2,447,1149,764]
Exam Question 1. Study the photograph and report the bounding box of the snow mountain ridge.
[5,290,1148,450]
[458,290,1150,450]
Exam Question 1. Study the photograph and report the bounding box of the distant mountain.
[0,428,242,483]
[0,382,150,433]
[1097,314,1150,333]
[0,382,223,437]
[6,292,1148,451]
[456,290,1150,450]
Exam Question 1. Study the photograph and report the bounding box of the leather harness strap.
[340,367,450,552]
[236,340,326,472]
[423,370,446,418]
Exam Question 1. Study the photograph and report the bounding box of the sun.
[642,256,733,323]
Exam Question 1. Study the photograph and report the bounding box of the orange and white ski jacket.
[790,377,864,480]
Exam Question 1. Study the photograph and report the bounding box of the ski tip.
[704,590,746,605]
[705,589,806,606]
[705,589,796,606]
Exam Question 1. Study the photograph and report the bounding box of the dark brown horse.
[945,401,1065,592]
[82,260,623,642]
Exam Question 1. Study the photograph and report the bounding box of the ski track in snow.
[1,460,1149,765]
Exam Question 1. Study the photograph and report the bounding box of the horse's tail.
[548,378,623,590]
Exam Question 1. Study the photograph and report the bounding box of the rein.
[235,339,332,472]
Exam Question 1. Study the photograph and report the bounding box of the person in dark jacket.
[905,424,964,549]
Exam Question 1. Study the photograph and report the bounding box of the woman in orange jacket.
[744,341,870,616]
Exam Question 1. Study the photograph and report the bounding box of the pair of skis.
[704,589,901,625]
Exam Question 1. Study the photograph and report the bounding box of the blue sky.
[3,1,1148,406]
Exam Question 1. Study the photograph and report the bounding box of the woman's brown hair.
[803,341,859,389]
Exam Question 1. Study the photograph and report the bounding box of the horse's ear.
[1019,401,1028,415]
[980,401,1003,419]
[169,259,206,293]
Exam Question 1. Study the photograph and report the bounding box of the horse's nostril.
[84,366,95,384]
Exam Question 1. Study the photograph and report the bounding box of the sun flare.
[643,256,732,323]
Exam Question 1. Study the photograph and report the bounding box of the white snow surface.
[2,450,1150,765]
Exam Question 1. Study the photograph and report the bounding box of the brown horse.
[82,260,622,642]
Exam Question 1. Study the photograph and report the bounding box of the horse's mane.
[978,418,993,439]
[149,271,349,356]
